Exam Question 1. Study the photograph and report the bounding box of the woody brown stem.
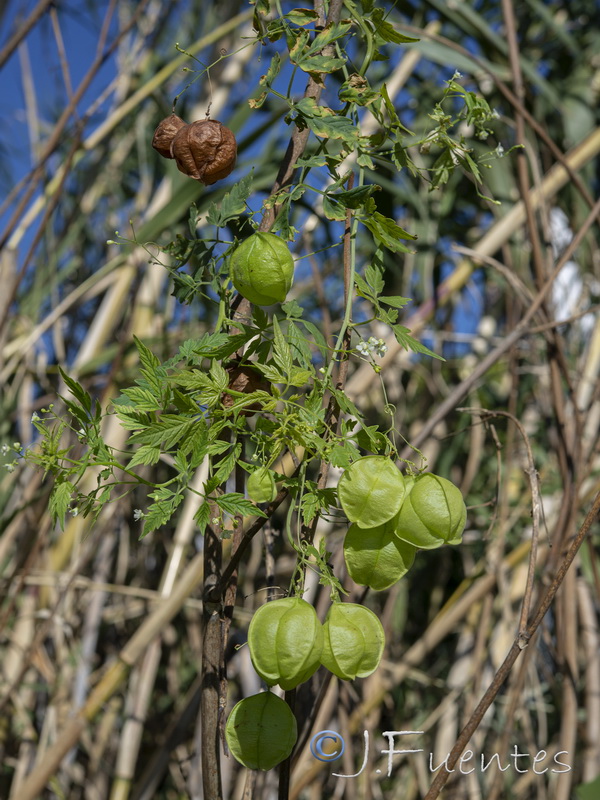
[258,0,344,233]
[201,514,225,800]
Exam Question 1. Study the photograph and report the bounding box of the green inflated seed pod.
[248,597,323,690]
[394,473,467,549]
[247,466,277,504]
[337,456,405,529]
[344,516,417,591]
[320,603,385,681]
[231,232,294,306]
[225,692,297,771]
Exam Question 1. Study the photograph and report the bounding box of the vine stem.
[278,689,296,800]
[399,193,600,460]
[456,409,541,635]
[325,171,359,385]
[258,0,345,235]
[279,176,358,796]
[203,4,348,799]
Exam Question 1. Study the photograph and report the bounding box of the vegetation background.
[1,0,599,799]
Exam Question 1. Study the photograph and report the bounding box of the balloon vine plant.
[21,0,504,794]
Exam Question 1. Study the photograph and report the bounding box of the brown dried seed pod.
[152,114,187,159]
[222,363,270,416]
[169,120,237,185]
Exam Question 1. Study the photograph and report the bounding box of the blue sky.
[1,1,123,192]
[1,0,492,362]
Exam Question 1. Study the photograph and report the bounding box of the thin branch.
[234,0,344,353]
[208,486,292,604]
[0,0,54,70]
[257,0,345,232]
[399,193,600,460]
[50,6,75,104]
[422,488,600,800]
[457,409,541,634]
[278,689,297,800]
[0,0,152,269]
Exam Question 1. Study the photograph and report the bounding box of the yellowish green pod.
[344,517,417,590]
[320,603,385,680]
[337,456,405,529]
[248,597,323,690]
[225,692,297,770]
[247,466,277,503]
[394,473,466,549]
[231,232,294,305]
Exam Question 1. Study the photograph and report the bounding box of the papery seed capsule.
[169,119,237,184]
[247,466,277,504]
[151,114,187,159]
[344,517,417,590]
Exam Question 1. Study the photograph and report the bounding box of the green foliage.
[17,5,498,635]
[19,0,501,775]
[576,776,600,800]
[2,0,598,796]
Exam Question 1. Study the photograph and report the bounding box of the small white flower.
[478,316,496,338]
[13,442,21,450]
[452,70,463,80]
[5,462,16,473]
[133,509,145,521]
[491,108,500,119]
[31,412,41,423]
[356,341,370,356]
[495,143,505,157]
[1,444,9,456]
[70,507,79,517]
[211,517,220,525]
[472,336,487,356]
[318,367,326,374]
[374,339,388,357]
